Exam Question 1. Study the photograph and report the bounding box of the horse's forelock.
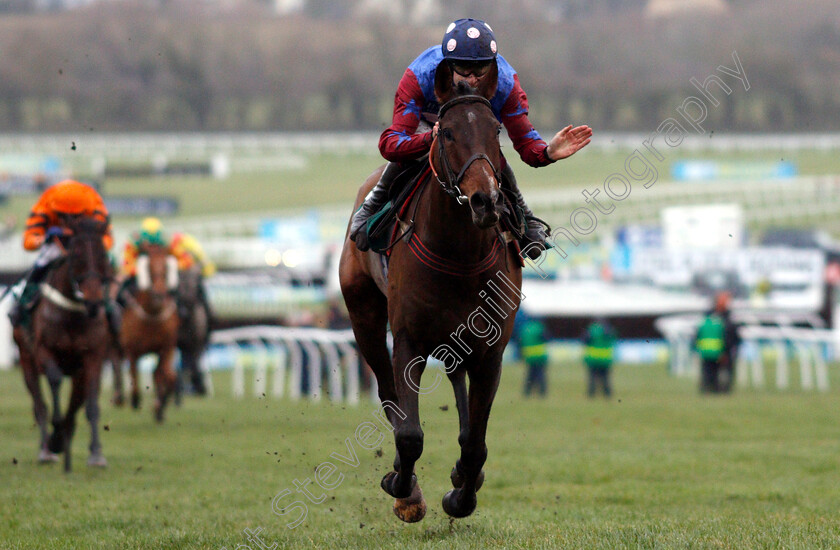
[455,80,478,97]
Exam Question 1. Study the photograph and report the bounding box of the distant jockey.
[121,217,193,278]
[119,218,212,318]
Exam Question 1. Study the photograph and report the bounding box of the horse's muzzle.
[469,191,502,229]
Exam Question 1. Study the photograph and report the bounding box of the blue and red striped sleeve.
[378,69,434,162]
[501,74,554,168]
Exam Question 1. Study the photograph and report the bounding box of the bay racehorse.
[117,243,180,422]
[339,77,523,522]
[13,217,113,472]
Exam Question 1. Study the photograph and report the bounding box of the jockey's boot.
[349,162,400,252]
[501,164,552,261]
[7,263,51,327]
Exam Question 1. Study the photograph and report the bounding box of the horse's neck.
[44,262,73,298]
[417,183,496,259]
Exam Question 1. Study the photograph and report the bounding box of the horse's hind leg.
[442,359,503,518]
[447,369,484,492]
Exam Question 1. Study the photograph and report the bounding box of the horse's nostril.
[469,192,494,213]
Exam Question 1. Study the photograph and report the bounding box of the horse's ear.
[477,60,498,101]
[434,61,454,104]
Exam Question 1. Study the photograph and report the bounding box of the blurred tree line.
[0,0,837,133]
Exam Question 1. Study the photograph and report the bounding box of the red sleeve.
[378,69,434,163]
[501,74,554,168]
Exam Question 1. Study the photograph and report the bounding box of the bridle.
[431,95,502,205]
[65,228,112,307]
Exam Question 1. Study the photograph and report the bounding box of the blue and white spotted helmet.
[441,18,497,62]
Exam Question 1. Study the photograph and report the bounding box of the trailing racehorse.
[175,263,211,401]
[13,217,114,472]
[117,243,180,422]
[339,78,523,522]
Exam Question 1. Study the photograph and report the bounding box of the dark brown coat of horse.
[339,73,523,522]
[117,244,180,422]
[13,217,113,472]
[175,263,210,401]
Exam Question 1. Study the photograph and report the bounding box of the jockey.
[120,219,212,318]
[349,18,592,260]
[171,232,216,278]
[171,231,215,316]
[121,217,193,278]
[8,180,116,330]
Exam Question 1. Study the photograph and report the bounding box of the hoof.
[154,402,165,423]
[393,483,426,523]
[450,465,485,492]
[38,449,60,463]
[380,471,416,499]
[87,453,108,468]
[442,488,477,518]
[131,394,141,410]
[112,393,125,407]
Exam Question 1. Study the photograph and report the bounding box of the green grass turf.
[2,361,840,549]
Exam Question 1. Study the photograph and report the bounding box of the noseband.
[432,95,502,205]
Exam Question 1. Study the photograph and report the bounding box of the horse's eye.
[496,125,502,137]
[441,128,454,141]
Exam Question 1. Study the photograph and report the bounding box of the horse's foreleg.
[43,360,65,456]
[153,347,177,423]
[111,351,125,407]
[448,369,484,492]
[129,356,141,410]
[442,359,503,519]
[20,355,55,463]
[379,337,427,523]
[84,358,107,467]
[186,348,208,396]
[62,371,87,473]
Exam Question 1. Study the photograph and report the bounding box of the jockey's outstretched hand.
[545,125,593,161]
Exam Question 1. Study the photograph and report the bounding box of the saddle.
[365,159,431,255]
[10,258,65,331]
